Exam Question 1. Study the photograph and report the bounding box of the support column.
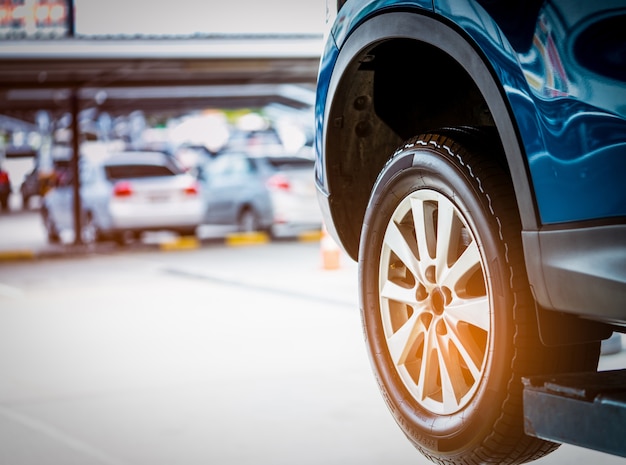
[71,89,82,245]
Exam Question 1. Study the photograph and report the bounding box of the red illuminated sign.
[0,0,69,38]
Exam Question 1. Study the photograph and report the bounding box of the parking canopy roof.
[0,34,322,121]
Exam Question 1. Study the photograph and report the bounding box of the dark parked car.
[315,1,626,464]
[21,144,74,209]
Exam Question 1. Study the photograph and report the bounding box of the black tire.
[237,208,259,233]
[178,227,197,237]
[113,231,134,246]
[359,132,600,464]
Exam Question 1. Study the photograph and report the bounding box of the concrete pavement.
[0,209,625,465]
[0,209,51,260]
[0,208,324,261]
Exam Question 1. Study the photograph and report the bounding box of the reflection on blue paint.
[440,0,626,224]
[316,0,626,224]
[516,2,626,223]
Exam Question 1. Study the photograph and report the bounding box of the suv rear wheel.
[359,132,600,464]
[238,208,260,233]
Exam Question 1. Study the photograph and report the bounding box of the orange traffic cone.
[321,224,341,270]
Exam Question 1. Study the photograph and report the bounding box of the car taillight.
[184,181,199,196]
[113,181,133,197]
[267,174,291,191]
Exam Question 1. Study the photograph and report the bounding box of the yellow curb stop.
[298,230,323,242]
[159,236,200,251]
[0,249,36,261]
[226,231,270,246]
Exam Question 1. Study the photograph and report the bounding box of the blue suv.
[315,1,626,463]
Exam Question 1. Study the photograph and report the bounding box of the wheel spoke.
[380,279,418,306]
[437,337,464,411]
[443,316,485,380]
[434,199,457,278]
[386,310,422,365]
[383,220,421,280]
[446,296,490,331]
[417,323,440,402]
[441,241,481,290]
[410,197,434,265]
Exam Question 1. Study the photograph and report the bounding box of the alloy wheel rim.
[378,189,491,415]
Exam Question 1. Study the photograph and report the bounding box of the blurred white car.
[41,151,204,244]
[256,155,322,237]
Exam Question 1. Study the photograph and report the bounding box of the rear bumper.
[109,201,204,230]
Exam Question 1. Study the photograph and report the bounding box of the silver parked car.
[197,151,322,237]
[41,151,205,244]
[197,151,274,233]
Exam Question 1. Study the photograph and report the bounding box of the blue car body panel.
[317,0,626,224]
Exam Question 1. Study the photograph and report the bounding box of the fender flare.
[322,10,541,231]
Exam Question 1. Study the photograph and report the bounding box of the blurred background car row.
[0,109,322,243]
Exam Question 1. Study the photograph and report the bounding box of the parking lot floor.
[0,209,624,465]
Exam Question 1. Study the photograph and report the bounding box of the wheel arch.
[321,10,540,260]
[238,202,255,217]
